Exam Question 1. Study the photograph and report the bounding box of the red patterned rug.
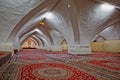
[19,54,45,60]
[88,60,120,71]
[46,51,67,54]
[19,62,97,80]
[0,52,4,56]
[90,53,120,57]
[1,49,120,80]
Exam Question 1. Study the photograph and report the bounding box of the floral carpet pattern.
[19,62,96,80]
[0,49,120,80]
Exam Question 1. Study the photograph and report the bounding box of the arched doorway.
[22,37,38,49]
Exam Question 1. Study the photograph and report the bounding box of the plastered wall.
[0,43,13,51]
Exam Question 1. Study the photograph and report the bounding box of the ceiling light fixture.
[67,0,70,8]
[45,12,54,19]
[39,21,45,26]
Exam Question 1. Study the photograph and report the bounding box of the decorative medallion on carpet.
[20,62,97,80]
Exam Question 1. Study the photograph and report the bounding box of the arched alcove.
[21,37,38,49]
[60,39,68,52]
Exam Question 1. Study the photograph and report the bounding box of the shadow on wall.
[90,40,120,53]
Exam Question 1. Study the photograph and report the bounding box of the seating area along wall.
[0,52,11,67]
[90,40,120,53]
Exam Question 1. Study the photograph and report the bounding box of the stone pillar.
[68,45,91,55]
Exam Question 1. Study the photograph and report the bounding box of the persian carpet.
[20,62,97,80]
[0,49,120,80]
[0,62,97,80]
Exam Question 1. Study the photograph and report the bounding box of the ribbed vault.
[0,0,120,52]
